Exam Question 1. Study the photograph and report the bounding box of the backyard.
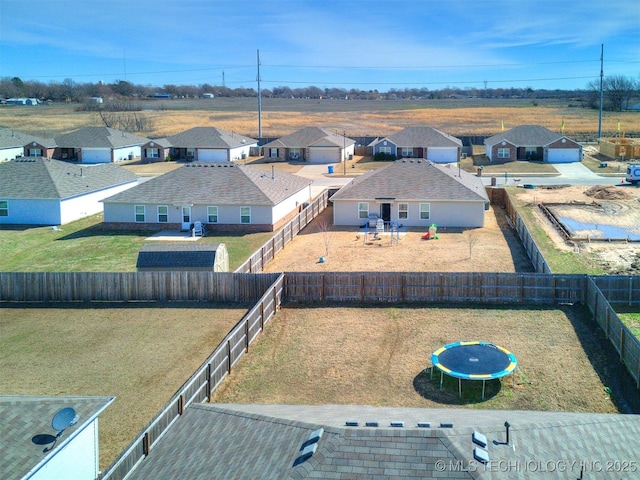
[210,304,640,415]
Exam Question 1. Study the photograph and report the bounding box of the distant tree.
[586,74,636,111]
[110,80,134,97]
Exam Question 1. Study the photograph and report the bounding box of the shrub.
[373,152,397,162]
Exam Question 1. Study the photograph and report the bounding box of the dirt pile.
[584,185,633,200]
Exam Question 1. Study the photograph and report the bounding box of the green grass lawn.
[0,214,273,272]
[618,312,640,338]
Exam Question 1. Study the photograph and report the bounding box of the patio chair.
[193,221,204,237]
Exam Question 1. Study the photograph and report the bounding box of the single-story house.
[1,395,114,480]
[370,126,462,163]
[166,127,257,162]
[5,97,39,106]
[331,159,489,228]
[123,403,640,480]
[136,243,229,272]
[261,127,356,164]
[0,128,55,162]
[140,137,172,163]
[484,125,582,163]
[0,157,139,225]
[53,127,150,163]
[102,162,312,232]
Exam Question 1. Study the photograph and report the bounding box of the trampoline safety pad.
[431,341,517,380]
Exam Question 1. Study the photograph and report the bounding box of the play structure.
[362,220,401,246]
[430,341,518,399]
[421,223,438,240]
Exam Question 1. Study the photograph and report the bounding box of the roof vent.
[390,421,405,428]
[472,431,487,448]
[365,421,379,427]
[345,420,358,427]
[303,428,323,448]
[293,443,318,466]
[439,423,454,428]
[473,447,490,464]
[417,422,431,428]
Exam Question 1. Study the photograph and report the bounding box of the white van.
[625,164,640,185]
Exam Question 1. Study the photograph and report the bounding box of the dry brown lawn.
[210,304,639,414]
[0,303,248,469]
[263,205,534,273]
[2,100,639,138]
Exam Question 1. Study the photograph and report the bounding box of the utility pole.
[598,44,604,140]
[257,49,262,140]
[222,71,225,88]
[343,130,346,175]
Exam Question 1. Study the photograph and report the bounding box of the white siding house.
[53,127,149,164]
[0,158,139,225]
[102,163,311,232]
[331,159,489,228]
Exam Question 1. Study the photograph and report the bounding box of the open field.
[210,304,640,415]
[1,97,639,138]
[0,302,249,468]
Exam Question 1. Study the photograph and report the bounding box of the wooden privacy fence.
[586,276,640,389]
[284,272,586,304]
[234,191,329,273]
[0,271,279,303]
[99,274,284,480]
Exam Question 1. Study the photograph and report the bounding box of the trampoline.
[430,341,518,399]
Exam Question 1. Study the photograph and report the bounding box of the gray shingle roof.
[331,160,489,203]
[0,395,114,480]
[125,403,640,480]
[378,127,463,148]
[0,157,139,199]
[166,127,257,148]
[102,163,311,206]
[54,127,150,148]
[136,243,223,268]
[262,127,356,149]
[0,127,55,149]
[484,125,566,147]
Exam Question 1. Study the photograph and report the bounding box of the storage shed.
[136,243,229,272]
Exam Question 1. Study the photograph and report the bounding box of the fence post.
[605,307,610,340]
[227,340,232,374]
[361,274,365,302]
[143,432,151,456]
[245,319,250,353]
[619,325,624,363]
[178,395,184,415]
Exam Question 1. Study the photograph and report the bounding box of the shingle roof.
[378,126,463,148]
[0,395,114,480]
[136,243,224,269]
[102,163,311,206]
[54,127,150,148]
[331,159,489,203]
[262,127,356,149]
[125,403,640,480]
[0,127,55,149]
[166,127,257,148]
[0,157,139,199]
[484,125,565,147]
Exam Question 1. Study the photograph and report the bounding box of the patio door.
[380,203,391,222]
[181,206,191,231]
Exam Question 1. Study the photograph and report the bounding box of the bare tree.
[468,231,480,259]
[316,217,333,257]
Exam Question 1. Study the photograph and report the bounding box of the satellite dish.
[51,407,78,432]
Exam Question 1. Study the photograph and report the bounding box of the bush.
[373,152,397,162]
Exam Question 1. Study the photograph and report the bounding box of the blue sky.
[1,0,638,91]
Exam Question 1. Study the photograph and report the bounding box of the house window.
[398,203,408,219]
[157,205,168,223]
[419,203,430,220]
[135,205,145,222]
[29,148,42,157]
[207,206,218,223]
[0,200,7,217]
[240,206,251,224]
[289,148,301,160]
[269,148,279,158]
[379,146,392,155]
[401,148,413,158]
[186,148,195,159]
[498,148,510,159]
[358,202,369,219]
[147,148,159,158]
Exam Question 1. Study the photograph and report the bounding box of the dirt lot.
[211,304,640,414]
[264,204,534,273]
[516,185,640,275]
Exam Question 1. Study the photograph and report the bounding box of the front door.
[380,203,391,222]
[181,206,191,231]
